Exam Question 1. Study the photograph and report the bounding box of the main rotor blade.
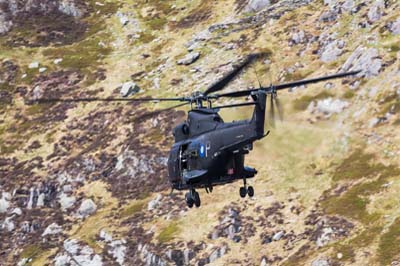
[213,70,361,99]
[133,102,189,121]
[28,97,188,104]
[203,54,260,96]
[275,96,284,121]
[269,95,275,128]
[212,102,256,110]
[272,70,361,91]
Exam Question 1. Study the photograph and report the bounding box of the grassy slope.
[1,0,400,265]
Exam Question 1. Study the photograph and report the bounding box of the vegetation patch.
[20,244,44,263]
[292,91,334,111]
[331,149,397,181]
[331,226,383,263]
[120,201,146,218]
[322,149,400,224]
[157,222,180,243]
[378,217,400,265]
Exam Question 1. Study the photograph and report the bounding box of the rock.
[108,239,127,265]
[312,258,330,266]
[0,193,10,213]
[120,81,140,97]
[319,10,337,22]
[17,258,29,266]
[244,0,271,12]
[291,30,306,45]
[58,193,76,210]
[27,187,35,209]
[0,13,13,34]
[36,193,45,207]
[54,58,63,64]
[55,239,103,266]
[341,46,382,77]
[148,194,162,211]
[58,0,83,17]
[177,52,200,65]
[39,67,47,73]
[42,223,63,236]
[273,231,284,241]
[78,199,97,217]
[316,227,334,247]
[390,18,400,34]
[29,62,39,69]
[337,253,343,259]
[316,98,349,115]
[12,208,22,215]
[369,117,385,128]
[119,15,129,26]
[320,40,344,62]
[367,0,385,23]
[260,257,268,266]
[100,230,113,242]
[2,217,15,232]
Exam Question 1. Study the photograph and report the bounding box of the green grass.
[332,149,395,181]
[120,201,146,218]
[322,149,400,224]
[20,244,44,261]
[292,91,334,111]
[378,217,400,265]
[157,222,180,243]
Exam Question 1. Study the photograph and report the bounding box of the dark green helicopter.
[33,54,359,208]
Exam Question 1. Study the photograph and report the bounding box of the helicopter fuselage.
[167,92,267,191]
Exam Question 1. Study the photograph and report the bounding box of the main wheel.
[185,192,194,208]
[193,191,201,207]
[247,186,254,197]
[239,187,247,198]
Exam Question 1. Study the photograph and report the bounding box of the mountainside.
[1,0,400,265]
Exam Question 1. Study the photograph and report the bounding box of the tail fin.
[251,91,266,138]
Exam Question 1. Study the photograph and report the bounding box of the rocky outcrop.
[341,46,382,77]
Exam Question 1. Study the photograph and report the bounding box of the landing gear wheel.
[193,191,201,207]
[185,192,194,208]
[247,186,254,197]
[239,187,247,198]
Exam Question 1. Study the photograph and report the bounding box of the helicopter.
[32,54,360,208]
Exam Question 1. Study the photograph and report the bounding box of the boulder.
[78,199,97,217]
[341,46,382,77]
[367,0,385,23]
[29,62,39,69]
[177,52,200,65]
[273,231,284,241]
[147,194,162,211]
[320,40,344,62]
[315,98,349,115]
[58,0,83,18]
[58,193,76,210]
[42,223,63,236]
[2,217,15,232]
[54,58,63,64]
[291,30,306,45]
[244,0,271,12]
[0,194,10,213]
[390,18,400,35]
[312,258,330,266]
[54,239,103,266]
[120,81,140,97]
[0,13,13,34]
